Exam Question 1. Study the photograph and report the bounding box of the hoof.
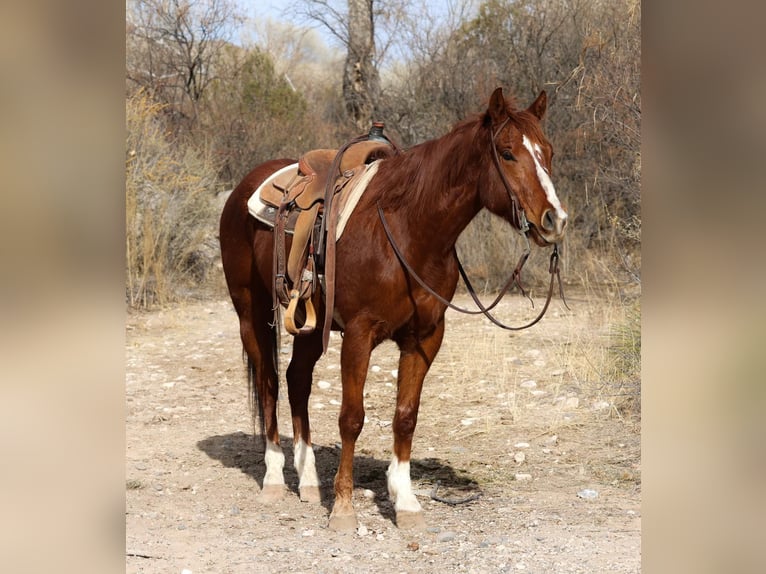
[258,484,286,503]
[299,485,321,503]
[328,511,358,531]
[396,510,426,530]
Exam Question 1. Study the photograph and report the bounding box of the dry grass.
[126,91,222,309]
[429,285,640,432]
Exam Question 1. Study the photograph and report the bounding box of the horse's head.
[482,87,568,246]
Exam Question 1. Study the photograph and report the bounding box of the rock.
[544,434,558,445]
[514,452,526,464]
[514,442,530,448]
[520,380,536,389]
[371,365,381,373]
[514,473,532,481]
[564,396,579,409]
[577,488,598,499]
[436,531,457,542]
[593,400,611,410]
[484,535,509,546]
[356,525,369,536]
[317,380,331,390]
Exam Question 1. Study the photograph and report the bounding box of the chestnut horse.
[219,87,567,531]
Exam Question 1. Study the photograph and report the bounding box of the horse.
[219,87,568,531]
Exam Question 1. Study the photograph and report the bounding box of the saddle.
[251,131,398,351]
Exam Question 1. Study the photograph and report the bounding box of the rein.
[377,204,566,330]
[375,115,568,330]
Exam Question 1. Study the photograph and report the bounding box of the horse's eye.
[501,150,516,161]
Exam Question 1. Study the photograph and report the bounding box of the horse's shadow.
[197,431,478,522]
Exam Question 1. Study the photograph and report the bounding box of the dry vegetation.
[125,91,221,307]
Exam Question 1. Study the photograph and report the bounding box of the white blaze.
[522,134,567,222]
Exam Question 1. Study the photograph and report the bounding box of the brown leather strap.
[320,172,354,353]
[457,244,567,331]
[274,202,290,308]
[490,117,529,234]
[316,134,369,266]
[377,203,566,330]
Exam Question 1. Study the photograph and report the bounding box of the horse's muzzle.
[540,208,567,242]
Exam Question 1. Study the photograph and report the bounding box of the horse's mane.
[372,98,543,216]
[372,114,486,215]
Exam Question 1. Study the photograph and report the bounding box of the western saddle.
[252,126,399,352]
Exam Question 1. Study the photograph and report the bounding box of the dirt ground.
[126,289,640,573]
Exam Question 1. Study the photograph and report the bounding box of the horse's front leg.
[328,322,375,531]
[389,318,445,529]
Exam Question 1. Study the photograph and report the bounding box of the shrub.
[126,91,220,308]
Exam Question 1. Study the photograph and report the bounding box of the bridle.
[490,117,529,236]
[377,115,568,330]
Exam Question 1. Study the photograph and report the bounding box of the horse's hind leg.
[389,318,446,529]
[234,290,286,502]
[287,330,324,502]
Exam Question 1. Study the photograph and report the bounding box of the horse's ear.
[487,87,507,123]
[527,90,547,120]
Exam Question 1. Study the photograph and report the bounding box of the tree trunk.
[343,0,379,131]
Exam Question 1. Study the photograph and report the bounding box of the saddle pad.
[247,163,300,232]
[247,160,381,240]
[335,160,380,239]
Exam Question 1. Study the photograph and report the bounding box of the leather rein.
[377,116,568,331]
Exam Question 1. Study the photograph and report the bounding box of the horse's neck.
[388,128,484,250]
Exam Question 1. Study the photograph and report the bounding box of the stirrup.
[284,289,317,336]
